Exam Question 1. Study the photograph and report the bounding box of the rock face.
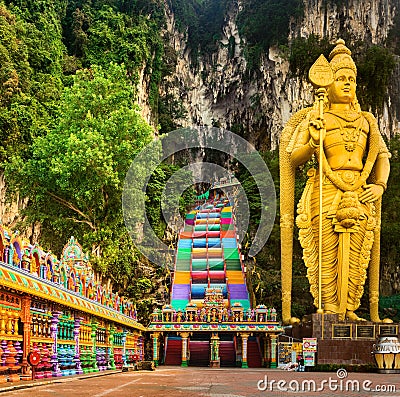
[0,174,38,242]
[298,0,396,43]
[0,174,22,227]
[158,0,400,299]
[161,0,399,150]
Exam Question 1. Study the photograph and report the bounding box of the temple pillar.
[139,335,144,361]
[262,335,268,367]
[270,334,277,368]
[180,332,190,367]
[0,308,6,335]
[210,333,220,368]
[240,333,250,368]
[20,295,31,380]
[50,311,62,377]
[73,316,83,374]
[150,333,160,366]
[108,324,116,370]
[91,320,99,372]
[122,329,128,366]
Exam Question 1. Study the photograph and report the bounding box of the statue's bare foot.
[382,318,393,323]
[346,311,366,321]
[290,317,300,325]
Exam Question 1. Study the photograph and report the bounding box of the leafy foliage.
[157,44,188,134]
[237,0,304,70]
[289,35,332,79]
[356,45,397,113]
[84,7,154,74]
[5,63,154,298]
[167,0,231,63]
[146,163,195,239]
[62,1,165,120]
[0,2,64,164]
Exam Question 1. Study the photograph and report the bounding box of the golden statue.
[280,39,391,324]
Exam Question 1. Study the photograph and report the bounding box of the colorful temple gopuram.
[0,229,144,382]
[148,187,283,368]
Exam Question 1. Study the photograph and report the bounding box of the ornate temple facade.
[0,229,144,382]
[148,189,283,368]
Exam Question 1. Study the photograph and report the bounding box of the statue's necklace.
[328,111,363,152]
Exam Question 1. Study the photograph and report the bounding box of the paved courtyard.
[0,367,399,397]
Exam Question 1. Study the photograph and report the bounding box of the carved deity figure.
[280,39,391,324]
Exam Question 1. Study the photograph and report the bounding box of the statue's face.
[328,68,356,104]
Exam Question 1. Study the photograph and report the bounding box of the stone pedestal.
[288,313,400,366]
[210,360,220,368]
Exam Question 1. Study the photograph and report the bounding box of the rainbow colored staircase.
[151,192,282,368]
[170,197,251,311]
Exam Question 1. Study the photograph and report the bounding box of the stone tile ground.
[0,367,399,397]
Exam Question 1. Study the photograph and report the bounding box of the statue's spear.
[308,55,334,314]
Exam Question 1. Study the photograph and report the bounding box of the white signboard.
[302,338,317,352]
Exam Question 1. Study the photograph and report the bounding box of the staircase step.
[165,339,182,366]
[219,341,236,367]
[247,340,262,368]
[188,341,210,367]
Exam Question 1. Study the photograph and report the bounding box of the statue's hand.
[308,117,325,145]
[359,184,385,203]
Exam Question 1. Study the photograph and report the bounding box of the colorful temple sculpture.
[0,230,144,382]
[148,189,283,368]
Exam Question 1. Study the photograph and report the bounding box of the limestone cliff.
[158,0,400,301]
[160,0,399,149]
[0,174,36,241]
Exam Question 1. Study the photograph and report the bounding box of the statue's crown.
[329,39,357,75]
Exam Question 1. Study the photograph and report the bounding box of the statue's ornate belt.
[327,169,361,185]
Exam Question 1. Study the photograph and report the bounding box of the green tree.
[0,2,64,164]
[83,5,164,121]
[5,63,154,296]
